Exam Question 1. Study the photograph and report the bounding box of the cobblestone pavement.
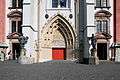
[0,60,120,80]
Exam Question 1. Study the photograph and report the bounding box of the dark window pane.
[68,0,71,8]
[96,0,110,7]
[106,21,108,33]
[101,0,107,7]
[52,0,58,8]
[60,0,67,8]
[12,0,17,8]
[97,21,101,32]
[96,20,110,33]
[106,0,110,6]
[100,21,102,31]
[103,20,107,32]
[18,21,22,33]
[12,21,16,33]
[96,0,101,7]
[18,0,23,8]
[52,0,70,8]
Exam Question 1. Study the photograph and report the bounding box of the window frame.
[49,0,71,9]
[96,20,110,33]
[52,0,68,8]
[11,20,22,34]
[95,0,110,9]
[12,21,16,33]
[9,0,23,9]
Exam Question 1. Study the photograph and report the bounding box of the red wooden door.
[52,48,65,60]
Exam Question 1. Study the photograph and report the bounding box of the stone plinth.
[89,48,99,65]
[19,56,35,64]
[19,48,34,64]
[89,56,99,65]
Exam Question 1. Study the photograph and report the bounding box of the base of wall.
[83,58,89,64]
[89,56,99,65]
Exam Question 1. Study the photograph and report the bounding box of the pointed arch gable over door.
[40,14,76,60]
[41,14,75,48]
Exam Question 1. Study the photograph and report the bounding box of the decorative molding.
[7,32,21,39]
[7,10,22,18]
[23,3,30,5]
[22,25,38,32]
[86,3,94,5]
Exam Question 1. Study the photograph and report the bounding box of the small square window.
[95,0,110,9]
[10,0,23,9]
[52,0,70,8]
[96,20,109,33]
[60,0,67,8]
[11,21,22,33]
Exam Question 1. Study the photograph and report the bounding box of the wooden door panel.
[52,48,65,60]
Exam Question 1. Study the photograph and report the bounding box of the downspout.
[114,0,116,44]
[113,0,116,60]
[74,0,76,30]
[73,0,77,60]
[37,0,40,62]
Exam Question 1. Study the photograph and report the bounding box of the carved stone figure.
[88,34,97,57]
[89,34,99,65]
[18,35,29,48]
[18,35,29,64]
[91,34,96,49]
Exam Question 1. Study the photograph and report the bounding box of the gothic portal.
[39,15,76,62]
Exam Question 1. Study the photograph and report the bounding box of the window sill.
[46,8,71,11]
[95,6,111,9]
[8,7,23,9]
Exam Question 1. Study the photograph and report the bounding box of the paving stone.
[0,60,120,80]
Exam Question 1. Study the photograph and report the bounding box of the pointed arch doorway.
[40,14,75,61]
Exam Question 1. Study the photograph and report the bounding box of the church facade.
[22,0,96,63]
[4,0,114,63]
[23,0,79,62]
[22,0,114,63]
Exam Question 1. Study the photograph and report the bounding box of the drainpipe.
[73,0,77,60]
[37,0,40,62]
[113,0,116,59]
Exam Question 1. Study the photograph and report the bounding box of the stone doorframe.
[39,14,76,61]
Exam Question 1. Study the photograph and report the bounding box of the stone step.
[44,60,75,64]
[0,60,18,64]
[99,60,114,64]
